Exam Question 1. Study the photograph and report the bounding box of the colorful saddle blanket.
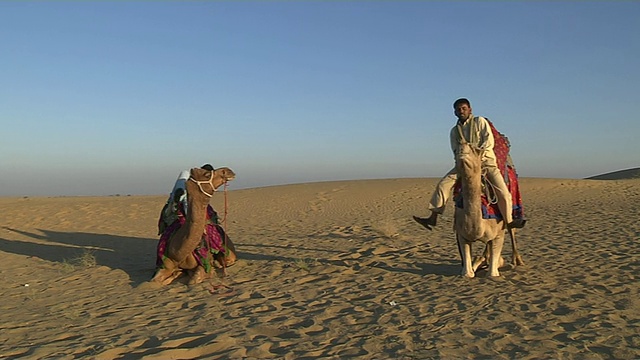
[156,205,227,273]
[454,119,525,221]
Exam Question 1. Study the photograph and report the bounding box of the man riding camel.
[413,98,526,230]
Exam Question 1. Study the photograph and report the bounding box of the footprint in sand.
[309,192,330,212]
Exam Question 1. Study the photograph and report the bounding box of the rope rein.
[219,182,228,227]
[219,181,229,276]
[481,168,499,205]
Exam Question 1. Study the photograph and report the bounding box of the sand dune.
[586,167,640,180]
[1,177,639,359]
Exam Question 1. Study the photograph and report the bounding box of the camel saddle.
[453,119,525,221]
[156,205,229,273]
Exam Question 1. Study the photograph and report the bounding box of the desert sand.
[0,177,639,359]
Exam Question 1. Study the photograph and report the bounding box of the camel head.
[211,167,236,188]
[456,142,482,177]
[188,167,236,197]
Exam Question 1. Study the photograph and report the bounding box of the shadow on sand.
[238,243,461,277]
[0,227,157,286]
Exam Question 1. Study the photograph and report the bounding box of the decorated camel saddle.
[454,119,525,221]
[156,204,230,273]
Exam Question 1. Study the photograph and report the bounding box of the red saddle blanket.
[156,205,227,273]
[453,119,525,220]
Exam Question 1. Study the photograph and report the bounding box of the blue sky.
[1,1,639,196]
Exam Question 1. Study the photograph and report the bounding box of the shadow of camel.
[0,227,157,286]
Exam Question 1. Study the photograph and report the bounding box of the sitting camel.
[152,167,236,286]
[455,142,506,278]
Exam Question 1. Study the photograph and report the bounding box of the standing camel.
[152,167,236,286]
[454,142,506,278]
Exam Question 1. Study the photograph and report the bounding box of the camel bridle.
[189,171,219,198]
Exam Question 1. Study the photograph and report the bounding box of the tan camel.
[454,142,506,278]
[152,167,236,286]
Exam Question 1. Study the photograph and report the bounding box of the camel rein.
[220,182,229,275]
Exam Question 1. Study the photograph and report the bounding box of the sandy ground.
[0,177,639,359]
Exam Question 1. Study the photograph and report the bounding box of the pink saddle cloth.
[156,205,227,273]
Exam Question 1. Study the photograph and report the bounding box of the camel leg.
[151,256,183,285]
[181,253,199,270]
[456,235,464,268]
[212,237,237,275]
[457,234,475,278]
[488,236,505,277]
[472,243,490,272]
[181,254,211,285]
[471,255,485,272]
[152,254,202,286]
[223,236,237,267]
[508,228,525,267]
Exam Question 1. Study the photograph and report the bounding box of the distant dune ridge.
[0,176,639,359]
[586,167,640,180]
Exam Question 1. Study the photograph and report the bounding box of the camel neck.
[463,177,483,216]
[166,185,210,263]
[461,172,484,237]
[185,194,208,236]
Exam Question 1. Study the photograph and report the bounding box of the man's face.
[454,104,472,121]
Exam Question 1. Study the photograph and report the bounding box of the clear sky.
[1,1,638,197]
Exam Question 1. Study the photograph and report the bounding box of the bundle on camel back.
[454,120,525,278]
[152,167,237,286]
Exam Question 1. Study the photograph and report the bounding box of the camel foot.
[188,266,208,286]
[471,256,487,272]
[215,259,237,268]
[512,255,525,267]
[151,268,183,286]
[163,272,183,286]
[461,270,475,278]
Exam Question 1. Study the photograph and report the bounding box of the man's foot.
[413,215,436,231]
[507,218,526,229]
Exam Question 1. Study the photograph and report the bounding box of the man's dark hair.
[453,98,471,108]
[201,164,214,171]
